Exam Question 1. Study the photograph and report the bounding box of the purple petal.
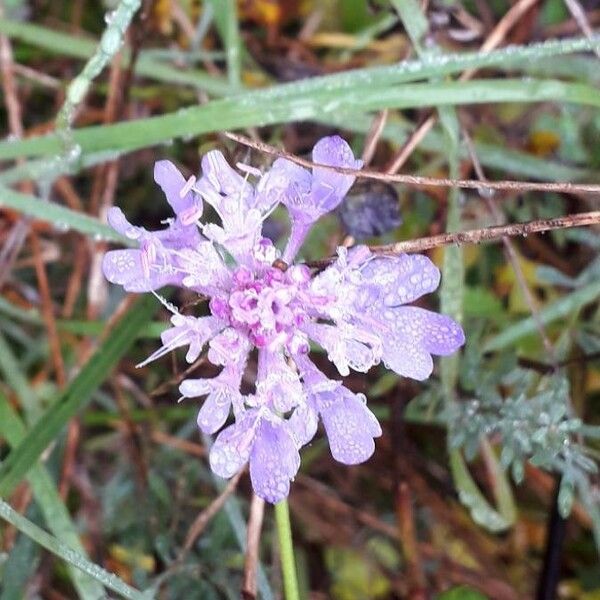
[381,338,434,381]
[256,350,304,413]
[153,219,202,250]
[311,136,362,214]
[102,249,180,292]
[249,418,300,503]
[209,410,260,479]
[380,306,464,380]
[388,307,465,355]
[154,160,198,216]
[316,389,382,465]
[196,394,230,434]
[180,377,230,434]
[302,323,380,377]
[201,150,249,199]
[181,366,243,434]
[207,328,251,367]
[288,403,319,448]
[107,207,143,239]
[260,158,311,211]
[360,254,441,308]
[139,315,223,367]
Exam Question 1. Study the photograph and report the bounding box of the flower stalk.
[274,500,300,600]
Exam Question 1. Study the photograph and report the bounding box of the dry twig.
[225,132,600,196]
[242,494,266,599]
[179,470,244,557]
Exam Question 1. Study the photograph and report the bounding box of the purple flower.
[260,136,363,262]
[102,161,202,292]
[103,137,465,503]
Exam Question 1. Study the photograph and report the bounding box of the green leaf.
[0,294,158,496]
[390,0,428,50]
[437,585,489,599]
[449,451,511,533]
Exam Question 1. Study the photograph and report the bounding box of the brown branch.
[30,231,66,387]
[306,211,600,267]
[563,0,600,60]
[179,470,244,558]
[396,483,426,599]
[242,494,266,599]
[0,6,33,287]
[224,132,600,196]
[361,109,388,166]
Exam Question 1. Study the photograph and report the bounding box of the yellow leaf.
[109,544,156,573]
[153,0,173,35]
[527,130,560,157]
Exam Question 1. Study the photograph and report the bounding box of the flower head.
[103,137,465,503]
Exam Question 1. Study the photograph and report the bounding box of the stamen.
[136,329,189,368]
[237,163,262,177]
[179,204,203,226]
[180,175,197,198]
[150,290,180,315]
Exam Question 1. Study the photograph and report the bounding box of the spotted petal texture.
[209,410,259,479]
[358,254,441,307]
[249,418,300,503]
[103,139,465,503]
[315,389,382,465]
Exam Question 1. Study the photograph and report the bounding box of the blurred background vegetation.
[0,0,599,598]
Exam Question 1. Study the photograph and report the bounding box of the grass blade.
[206,0,242,88]
[484,280,600,351]
[0,498,147,599]
[0,17,596,94]
[0,391,106,599]
[394,0,515,532]
[0,184,127,243]
[1,78,600,161]
[0,294,158,496]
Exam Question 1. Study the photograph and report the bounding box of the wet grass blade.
[484,280,600,351]
[0,391,106,599]
[0,294,158,496]
[0,184,127,243]
[395,0,516,532]
[206,0,242,88]
[0,498,147,599]
[1,78,600,161]
[0,17,596,94]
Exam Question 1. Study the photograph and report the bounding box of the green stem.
[274,500,300,600]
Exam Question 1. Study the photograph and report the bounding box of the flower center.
[210,265,319,352]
